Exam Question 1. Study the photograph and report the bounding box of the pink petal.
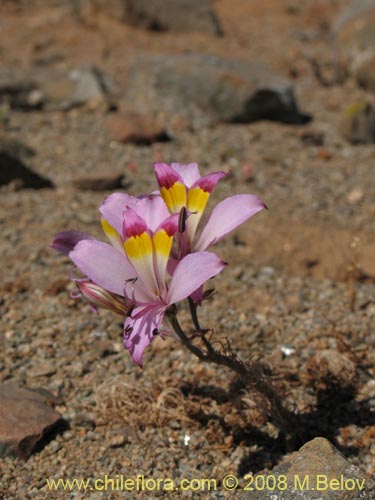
[50,230,94,255]
[123,305,165,367]
[99,193,136,235]
[134,195,170,232]
[123,208,159,299]
[192,171,227,193]
[168,251,226,304]
[123,207,148,238]
[170,162,200,188]
[69,240,135,296]
[194,194,266,251]
[100,193,170,236]
[153,162,182,188]
[156,213,179,236]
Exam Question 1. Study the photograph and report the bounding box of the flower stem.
[166,305,297,438]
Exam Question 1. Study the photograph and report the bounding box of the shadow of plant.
[180,377,375,474]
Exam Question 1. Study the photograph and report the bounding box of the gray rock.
[0,66,113,111]
[89,0,222,35]
[238,438,371,499]
[0,138,54,189]
[125,54,309,129]
[41,67,107,110]
[0,384,63,459]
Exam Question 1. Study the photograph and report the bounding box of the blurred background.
[1,0,374,284]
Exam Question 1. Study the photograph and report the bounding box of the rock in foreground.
[238,438,371,499]
[0,384,62,459]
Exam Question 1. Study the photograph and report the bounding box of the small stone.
[0,384,62,459]
[316,147,333,160]
[108,434,127,448]
[305,349,357,386]
[72,173,126,191]
[347,187,364,204]
[106,112,170,145]
[299,128,325,146]
[29,362,57,378]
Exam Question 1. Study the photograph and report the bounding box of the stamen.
[124,325,133,337]
[178,207,187,233]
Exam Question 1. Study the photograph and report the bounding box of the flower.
[51,162,265,366]
[51,195,225,366]
[153,162,266,255]
[120,206,225,366]
[153,162,266,302]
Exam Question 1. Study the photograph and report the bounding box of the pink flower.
[51,195,225,366]
[153,162,266,255]
[119,207,225,366]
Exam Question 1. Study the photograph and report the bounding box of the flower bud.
[76,281,128,316]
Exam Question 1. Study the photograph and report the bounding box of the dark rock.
[0,139,54,189]
[0,384,63,459]
[106,112,170,144]
[239,438,371,499]
[340,102,375,144]
[0,69,43,110]
[0,136,35,159]
[72,172,126,191]
[125,54,310,129]
[90,0,222,35]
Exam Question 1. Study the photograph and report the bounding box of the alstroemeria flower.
[120,207,226,366]
[51,195,225,367]
[154,162,266,256]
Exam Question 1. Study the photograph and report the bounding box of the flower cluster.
[51,162,265,366]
